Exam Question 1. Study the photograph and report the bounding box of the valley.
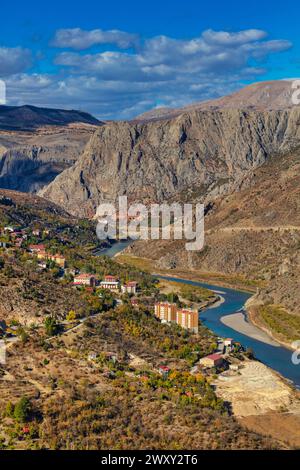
[1,80,300,450]
[0,189,287,450]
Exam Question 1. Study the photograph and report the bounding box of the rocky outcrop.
[0,124,98,192]
[40,107,300,217]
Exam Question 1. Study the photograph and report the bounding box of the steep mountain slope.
[40,107,300,217]
[0,124,98,192]
[129,146,300,324]
[0,104,102,192]
[135,80,299,122]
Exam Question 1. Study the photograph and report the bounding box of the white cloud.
[1,28,293,119]
[55,29,291,80]
[0,47,32,76]
[201,29,267,46]
[52,28,139,50]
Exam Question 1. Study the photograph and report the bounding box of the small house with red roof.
[158,365,171,377]
[74,273,97,287]
[199,353,224,368]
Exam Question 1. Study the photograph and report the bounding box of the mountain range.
[1,79,300,335]
[40,81,300,217]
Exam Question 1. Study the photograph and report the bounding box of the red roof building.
[74,273,97,287]
[104,275,117,282]
[199,353,224,368]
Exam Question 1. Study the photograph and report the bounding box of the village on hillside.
[0,218,246,383]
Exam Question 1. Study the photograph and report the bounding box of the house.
[74,273,97,287]
[199,353,224,369]
[158,365,171,377]
[104,275,117,282]
[130,297,139,307]
[28,244,45,253]
[32,229,41,237]
[121,281,137,294]
[50,254,66,268]
[22,426,30,435]
[224,338,234,347]
[31,248,66,268]
[14,237,23,248]
[100,275,119,291]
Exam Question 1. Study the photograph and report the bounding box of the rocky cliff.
[0,124,98,192]
[0,104,102,193]
[40,107,300,217]
[129,146,300,315]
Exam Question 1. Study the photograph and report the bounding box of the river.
[100,242,300,389]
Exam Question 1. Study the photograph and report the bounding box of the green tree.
[44,316,59,337]
[13,397,31,423]
[5,401,14,417]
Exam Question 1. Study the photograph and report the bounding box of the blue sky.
[0,0,299,118]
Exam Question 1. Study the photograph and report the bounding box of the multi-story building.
[100,275,120,291]
[154,302,177,323]
[176,308,199,334]
[121,281,137,294]
[35,250,66,268]
[73,273,97,287]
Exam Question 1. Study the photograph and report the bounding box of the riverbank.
[246,300,297,352]
[115,253,258,293]
[116,252,299,352]
[220,311,280,347]
[105,244,300,446]
[213,359,300,448]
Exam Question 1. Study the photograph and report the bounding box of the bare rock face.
[129,145,300,315]
[0,124,98,192]
[40,107,300,217]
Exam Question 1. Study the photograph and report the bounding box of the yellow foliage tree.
[66,310,77,321]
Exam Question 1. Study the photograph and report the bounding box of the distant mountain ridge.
[0,104,101,131]
[135,80,299,122]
